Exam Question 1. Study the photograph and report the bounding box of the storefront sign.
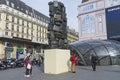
[5,47,13,52]
[106,5,120,39]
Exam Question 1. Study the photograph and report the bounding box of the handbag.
[27,63,31,69]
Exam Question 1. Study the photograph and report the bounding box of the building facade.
[67,27,79,43]
[0,0,49,59]
[78,0,120,40]
[0,0,79,59]
[78,0,107,40]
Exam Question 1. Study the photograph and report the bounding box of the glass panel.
[94,46,109,56]
[88,40,103,48]
[99,56,111,65]
[111,41,120,53]
[70,40,120,65]
[111,55,120,65]
[116,45,120,53]
[76,43,91,54]
[106,44,120,56]
[83,50,95,65]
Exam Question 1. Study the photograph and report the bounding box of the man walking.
[91,54,98,71]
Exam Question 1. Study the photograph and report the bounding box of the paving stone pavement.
[0,65,120,80]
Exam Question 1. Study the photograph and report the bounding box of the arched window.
[82,15,95,34]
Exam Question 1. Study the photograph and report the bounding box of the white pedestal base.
[44,49,70,74]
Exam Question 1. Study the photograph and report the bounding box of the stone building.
[67,27,79,43]
[0,0,79,59]
[78,0,120,40]
[0,0,49,59]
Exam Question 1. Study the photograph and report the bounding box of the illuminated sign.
[107,6,120,12]
[106,5,120,39]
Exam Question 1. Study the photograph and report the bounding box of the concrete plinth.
[44,49,70,74]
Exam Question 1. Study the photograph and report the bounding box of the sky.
[20,0,82,32]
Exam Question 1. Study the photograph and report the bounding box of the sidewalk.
[0,65,120,80]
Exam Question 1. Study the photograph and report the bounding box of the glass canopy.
[70,40,120,66]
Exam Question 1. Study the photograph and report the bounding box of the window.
[27,35,28,38]
[17,12,19,15]
[17,34,19,37]
[5,32,8,35]
[6,15,9,20]
[6,7,9,10]
[6,23,9,29]
[98,15,102,22]
[17,6,19,9]
[82,15,95,34]
[0,14,1,19]
[6,0,9,5]
[27,29,28,34]
[17,26,19,32]
[35,15,36,18]
[22,28,24,33]
[37,26,38,31]
[0,5,1,7]
[12,25,14,31]
[27,22,29,27]
[11,3,14,8]
[26,10,28,14]
[12,9,14,12]
[17,18,19,24]
[12,17,14,22]
[22,20,24,26]
[11,33,14,36]
[99,22,103,32]
[98,15,103,32]
[37,33,38,37]
[21,8,23,11]
[31,32,33,35]
[31,24,33,29]
[31,13,33,16]
[41,17,43,21]
[22,35,23,38]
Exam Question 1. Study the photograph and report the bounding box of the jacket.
[71,55,76,64]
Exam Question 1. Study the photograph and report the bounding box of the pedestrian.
[71,54,76,73]
[24,53,32,77]
[38,54,42,67]
[91,54,98,71]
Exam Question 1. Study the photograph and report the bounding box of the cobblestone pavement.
[0,65,120,80]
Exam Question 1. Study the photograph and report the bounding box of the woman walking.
[24,53,32,77]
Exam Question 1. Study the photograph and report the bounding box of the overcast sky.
[20,0,82,32]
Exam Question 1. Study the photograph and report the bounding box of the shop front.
[5,42,14,59]
[16,44,24,59]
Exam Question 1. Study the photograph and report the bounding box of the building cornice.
[77,8,105,17]
[78,0,104,7]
